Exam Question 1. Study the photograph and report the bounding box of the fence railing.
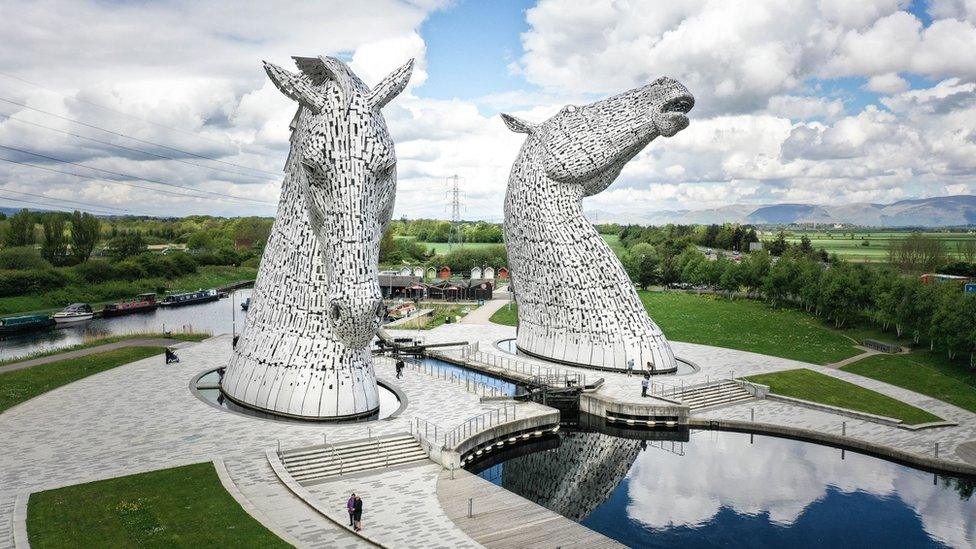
[377,355,510,399]
[412,402,519,451]
[457,346,589,389]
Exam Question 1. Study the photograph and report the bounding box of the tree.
[628,243,660,289]
[766,230,788,256]
[818,262,865,327]
[379,227,401,264]
[69,211,100,262]
[41,215,68,266]
[956,239,976,263]
[5,209,35,247]
[718,259,742,298]
[930,286,972,360]
[798,235,813,254]
[106,231,146,261]
[763,254,799,306]
[888,232,947,272]
[740,250,771,296]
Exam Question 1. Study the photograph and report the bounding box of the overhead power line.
[0,70,269,157]
[0,112,275,182]
[0,191,128,216]
[0,156,246,203]
[0,187,134,214]
[0,96,281,177]
[0,144,275,205]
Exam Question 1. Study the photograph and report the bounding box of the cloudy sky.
[0,0,974,220]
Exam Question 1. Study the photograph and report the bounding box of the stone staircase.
[677,380,754,411]
[280,434,429,485]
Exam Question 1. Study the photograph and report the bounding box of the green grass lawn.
[778,230,976,263]
[843,352,976,414]
[27,462,291,548]
[0,265,257,316]
[745,368,943,425]
[490,292,862,364]
[0,346,165,413]
[0,332,209,368]
[489,303,518,326]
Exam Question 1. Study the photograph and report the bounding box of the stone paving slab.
[0,335,530,547]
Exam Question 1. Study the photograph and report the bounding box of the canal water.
[0,288,251,361]
[473,427,976,548]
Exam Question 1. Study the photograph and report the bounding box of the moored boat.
[102,293,159,317]
[0,314,55,335]
[159,289,219,308]
[52,303,94,324]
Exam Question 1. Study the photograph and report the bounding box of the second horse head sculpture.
[502,77,694,372]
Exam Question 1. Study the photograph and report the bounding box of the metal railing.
[461,347,589,389]
[445,402,518,448]
[380,355,511,399]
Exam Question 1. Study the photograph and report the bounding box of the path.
[824,346,879,369]
[460,299,509,325]
[0,338,196,374]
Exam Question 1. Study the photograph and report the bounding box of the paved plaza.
[2,301,975,548]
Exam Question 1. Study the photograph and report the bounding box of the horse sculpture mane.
[502,77,694,373]
[221,55,412,419]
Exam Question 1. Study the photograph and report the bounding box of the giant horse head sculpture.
[501,77,694,372]
[220,56,412,420]
[264,56,413,349]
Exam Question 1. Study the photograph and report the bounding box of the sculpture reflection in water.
[221,56,413,420]
[475,427,976,548]
[501,77,694,373]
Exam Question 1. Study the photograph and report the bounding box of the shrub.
[241,256,260,268]
[72,260,118,284]
[0,247,52,270]
[113,260,146,281]
[0,269,67,296]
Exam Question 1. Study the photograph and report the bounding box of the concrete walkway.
[824,346,879,369]
[0,338,196,374]
[460,299,510,325]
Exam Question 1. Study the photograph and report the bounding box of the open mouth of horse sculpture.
[501,76,695,373]
[220,55,413,420]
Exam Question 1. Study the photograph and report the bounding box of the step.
[681,389,749,403]
[287,447,427,475]
[291,449,429,477]
[689,394,754,410]
[281,435,415,460]
[292,454,429,481]
[282,439,421,466]
[684,394,752,408]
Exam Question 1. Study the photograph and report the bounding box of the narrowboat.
[0,314,55,335]
[102,293,159,317]
[159,289,219,308]
[52,303,94,324]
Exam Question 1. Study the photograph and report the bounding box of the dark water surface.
[475,428,976,548]
[0,288,251,360]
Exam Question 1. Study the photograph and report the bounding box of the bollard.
[842,421,846,436]
[277,439,281,455]
[451,463,455,480]
[750,408,755,422]
[935,442,940,459]
[468,498,473,518]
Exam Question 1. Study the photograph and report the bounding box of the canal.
[0,288,251,361]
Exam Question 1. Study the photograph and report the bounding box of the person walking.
[353,494,364,531]
[626,357,634,377]
[395,358,404,379]
[346,493,356,526]
[641,374,650,398]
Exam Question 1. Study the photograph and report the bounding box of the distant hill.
[586,195,976,227]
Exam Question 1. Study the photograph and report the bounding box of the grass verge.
[0,332,209,368]
[745,368,943,425]
[843,352,976,414]
[489,303,518,326]
[0,346,165,413]
[27,462,291,548]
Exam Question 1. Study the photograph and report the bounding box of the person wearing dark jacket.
[353,495,364,531]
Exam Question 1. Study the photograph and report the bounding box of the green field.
[488,303,518,326]
[843,352,976,414]
[0,347,165,413]
[0,265,256,316]
[0,332,208,368]
[491,292,865,365]
[773,230,976,262]
[27,462,290,548]
[396,234,622,257]
[745,368,942,424]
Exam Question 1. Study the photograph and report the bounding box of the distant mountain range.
[585,195,976,227]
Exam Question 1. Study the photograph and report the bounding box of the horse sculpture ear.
[367,58,415,110]
[500,113,535,134]
[263,61,326,114]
